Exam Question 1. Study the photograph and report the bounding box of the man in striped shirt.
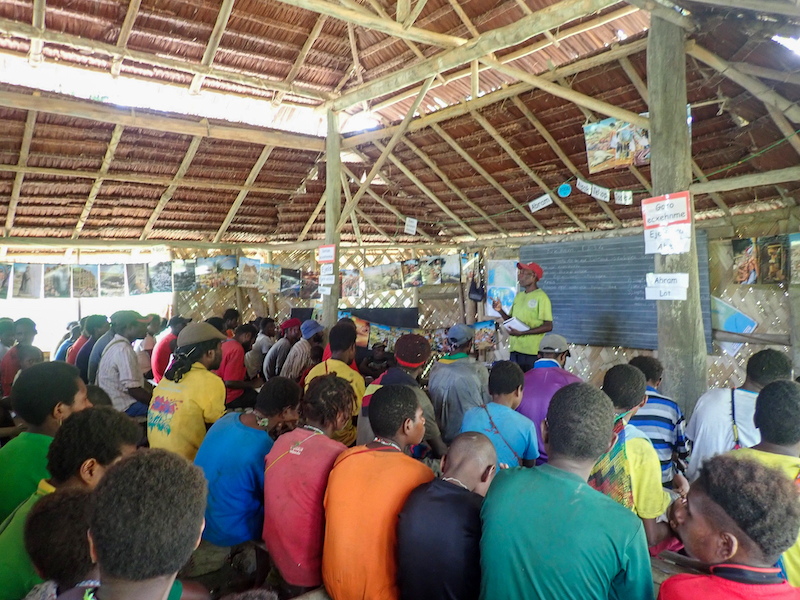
[628,356,689,488]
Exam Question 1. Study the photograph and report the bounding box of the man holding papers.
[492,262,553,372]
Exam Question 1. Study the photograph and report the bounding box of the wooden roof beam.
[403,0,431,28]
[732,63,800,87]
[214,145,274,242]
[111,0,143,77]
[274,15,327,106]
[140,136,203,240]
[29,0,45,65]
[189,0,236,94]
[354,207,394,241]
[330,0,619,111]
[297,193,327,242]
[682,0,800,17]
[767,105,800,159]
[431,123,546,231]
[0,89,325,152]
[470,110,588,231]
[690,165,800,195]
[4,110,37,237]
[691,160,732,215]
[614,57,654,195]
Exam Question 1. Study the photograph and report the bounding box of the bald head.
[441,432,498,497]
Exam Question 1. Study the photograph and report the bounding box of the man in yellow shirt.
[732,379,800,586]
[305,322,365,446]
[492,261,552,372]
[148,322,228,460]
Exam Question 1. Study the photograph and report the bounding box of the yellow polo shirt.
[305,358,365,446]
[508,288,552,355]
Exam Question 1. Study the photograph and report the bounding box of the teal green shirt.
[0,433,52,522]
[480,464,653,600]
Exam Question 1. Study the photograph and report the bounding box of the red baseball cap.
[517,262,543,280]
[280,317,302,331]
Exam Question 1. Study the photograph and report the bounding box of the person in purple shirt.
[516,333,581,464]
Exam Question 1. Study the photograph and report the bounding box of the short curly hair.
[602,364,646,411]
[369,384,419,438]
[489,361,524,396]
[746,349,792,387]
[25,488,94,589]
[696,455,800,562]
[546,383,615,460]
[90,449,207,580]
[12,361,81,426]
[47,406,140,484]
[302,373,356,426]
[755,380,800,445]
[329,323,357,352]
[255,376,302,417]
[628,356,663,384]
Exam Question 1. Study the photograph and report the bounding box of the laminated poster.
[148,262,173,293]
[711,296,757,357]
[353,317,371,349]
[280,268,301,297]
[757,235,788,284]
[126,264,150,295]
[731,238,758,285]
[99,264,126,297]
[44,265,71,298]
[473,320,497,351]
[441,254,461,284]
[196,256,237,289]
[258,264,280,294]
[486,260,517,317]
[171,260,196,292]
[791,233,800,285]
[237,257,260,288]
[300,272,320,300]
[402,259,423,288]
[13,264,42,299]
[72,265,99,298]
[0,264,11,299]
[461,252,479,284]
[421,256,443,286]
[340,269,360,297]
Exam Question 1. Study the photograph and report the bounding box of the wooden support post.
[29,0,46,65]
[266,250,277,316]
[322,110,341,330]
[767,105,800,159]
[189,0,236,94]
[648,16,707,414]
[111,0,142,76]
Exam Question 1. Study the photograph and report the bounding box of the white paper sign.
[591,185,610,202]
[576,179,592,195]
[645,286,687,301]
[317,245,336,263]
[404,217,418,236]
[644,224,691,255]
[614,190,633,205]
[641,191,691,229]
[320,263,334,276]
[319,274,336,285]
[528,194,553,213]
[319,285,332,296]
[646,272,689,288]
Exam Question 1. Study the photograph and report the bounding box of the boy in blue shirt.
[460,360,539,467]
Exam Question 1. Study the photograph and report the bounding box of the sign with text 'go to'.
[641,191,691,255]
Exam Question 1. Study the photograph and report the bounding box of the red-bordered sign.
[317,245,336,263]
[641,191,691,230]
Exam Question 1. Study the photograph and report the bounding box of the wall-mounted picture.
[401,259,422,288]
[732,238,758,285]
[44,264,71,298]
[757,235,787,284]
[383,263,403,290]
[280,268,301,297]
[353,317,370,348]
[421,257,443,286]
[0,264,11,299]
[340,269,360,297]
[72,265,99,298]
[99,264,126,297]
[13,264,42,298]
[461,252,479,284]
[301,272,320,300]
[441,254,461,284]
[126,264,150,295]
[583,116,650,174]
[172,260,196,292]
[363,265,384,295]
[258,264,280,294]
[196,256,237,289]
[238,257,260,288]
[148,262,173,293]
[791,233,800,285]
[473,320,497,350]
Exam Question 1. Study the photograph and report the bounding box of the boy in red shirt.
[661,454,800,600]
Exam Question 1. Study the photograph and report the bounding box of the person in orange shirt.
[323,384,433,600]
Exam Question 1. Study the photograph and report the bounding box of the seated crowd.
[1,310,800,600]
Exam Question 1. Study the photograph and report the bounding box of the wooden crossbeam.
[72,124,125,239]
[140,136,203,240]
[397,0,411,22]
[298,193,327,242]
[213,145,274,242]
[431,123,546,231]
[618,56,649,105]
[355,207,394,241]
[767,105,800,159]
[336,76,434,232]
[330,0,618,111]
[4,110,37,237]
[111,0,143,77]
[732,63,800,87]
[342,176,365,244]
[29,0,45,65]
[273,15,327,106]
[624,0,695,31]
[691,160,731,215]
[402,0,431,27]
[685,0,800,17]
[189,0,236,94]
[690,165,800,195]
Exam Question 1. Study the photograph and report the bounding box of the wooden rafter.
[691,160,731,215]
[336,76,435,231]
[470,110,588,231]
[0,19,328,103]
[684,0,800,17]
[431,123,546,231]
[72,124,125,239]
[29,0,45,65]
[613,59,654,195]
[4,110,37,237]
[690,165,800,195]
[140,136,203,240]
[110,0,142,77]
[189,0,236,94]
[624,0,695,31]
[330,0,619,111]
[342,178,365,245]
[355,207,394,241]
[767,105,800,159]
[732,63,800,87]
[273,15,327,106]
[402,0,431,28]
[397,0,411,22]
[214,145,274,242]
[298,194,327,242]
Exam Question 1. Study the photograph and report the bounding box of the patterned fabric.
[588,420,634,510]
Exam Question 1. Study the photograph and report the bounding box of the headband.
[396,356,426,368]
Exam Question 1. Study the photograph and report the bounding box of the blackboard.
[519,232,712,351]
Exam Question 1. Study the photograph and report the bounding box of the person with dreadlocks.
[262,374,355,597]
[147,322,227,461]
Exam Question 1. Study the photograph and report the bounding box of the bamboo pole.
[767,105,800,158]
[322,109,341,330]
[4,110,37,237]
[732,63,800,87]
[273,15,327,107]
[690,165,800,195]
[189,0,236,94]
[111,0,142,77]
[687,0,800,17]
[403,0,431,28]
[354,208,395,241]
[29,0,45,65]
[690,160,731,215]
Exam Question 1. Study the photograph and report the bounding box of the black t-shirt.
[397,477,483,600]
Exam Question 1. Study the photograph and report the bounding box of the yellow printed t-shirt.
[305,359,365,447]
[627,436,672,519]
[508,288,552,355]
[732,447,800,586]
[148,363,227,461]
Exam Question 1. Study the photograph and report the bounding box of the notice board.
[518,231,712,351]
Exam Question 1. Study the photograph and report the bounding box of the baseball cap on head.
[517,262,543,280]
[168,316,192,328]
[540,333,569,354]
[177,322,227,348]
[110,311,149,328]
[447,323,474,347]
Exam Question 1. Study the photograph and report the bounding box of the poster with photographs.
[280,268,301,297]
[757,236,788,284]
[148,262,173,293]
[421,256,443,286]
[13,264,42,298]
[486,260,518,317]
[353,317,371,348]
[340,269,360,297]
[791,234,800,285]
[196,256,237,289]
[72,265,99,298]
[401,259,422,288]
[368,323,392,351]
[473,320,497,350]
[583,116,650,174]
[258,264,280,294]
[461,252,479,284]
[383,263,403,290]
[431,328,449,352]
[126,264,149,295]
[301,272,320,300]
[171,260,195,292]
[441,254,461,284]
[238,257,260,288]
[732,238,758,285]
[99,264,126,297]
[363,265,384,295]
[44,265,71,298]
[0,264,11,299]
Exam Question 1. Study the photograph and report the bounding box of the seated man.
[214,324,262,410]
[96,311,152,416]
[323,385,434,600]
[686,348,792,481]
[516,333,581,463]
[460,361,539,467]
[245,318,275,379]
[397,432,497,600]
[0,318,37,396]
[428,324,490,444]
[732,379,800,586]
[359,342,395,379]
[151,316,191,383]
[13,345,43,385]
[74,315,110,382]
[628,355,689,487]
[263,318,301,380]
[662,455,800,600]
[589,364,678,547]
[480,382,652,600]
[280,319,324,382]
